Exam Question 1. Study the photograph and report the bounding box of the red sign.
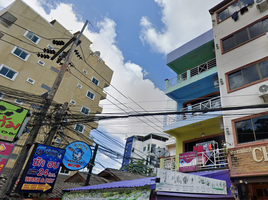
[179,151,197,172]
[0,142,14,174]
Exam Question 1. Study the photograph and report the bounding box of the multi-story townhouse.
[210,0,268,199]
[162,29,229,172]
[0,0,113,170]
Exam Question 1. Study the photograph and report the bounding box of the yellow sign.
[21,183,51,192]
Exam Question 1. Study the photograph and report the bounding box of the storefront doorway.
[249,183,268,200]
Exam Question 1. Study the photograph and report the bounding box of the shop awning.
[64,177,156,191]
[156,191,235,199]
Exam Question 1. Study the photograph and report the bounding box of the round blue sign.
[62,141,92,171]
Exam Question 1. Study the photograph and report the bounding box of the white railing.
[165,96,221,126]
[163,148,228,171]
[167,58,216,88]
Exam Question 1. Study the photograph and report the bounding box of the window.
[77,83,82,89]
[143,146,146,152]
[74,123,85,133]
[222,16,268,52]
[11,46,30,61]
[80,106,90,115]
[235,114,268,144]
[14,99,23,105]
[147,144,150,151]
[98,58,102,62]
[47,44,54,50]
[38,60,45,66]
[70,100,76,105]
[41,84,51,91]
[59,167,70,175]
[24,30,40,44]
[228,58,268,91]
[0,33,3,39]
[83,69,87,74]
[92,77,99,86]
[86,90,95,100]
[151,144,156,153]
[26,78,35,84]
[217,0,253,22]
[51,66,59,73]
[0,64,18,81]
[0,12,17,28]
[0,92,4,99]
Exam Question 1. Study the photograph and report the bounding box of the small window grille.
[70,100,76,105]
[26,78,35,84]
[38,60,45,66]
[14,99,23,105]
[77,84,82,89]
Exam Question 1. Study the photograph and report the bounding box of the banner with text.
[0,101,28,142]
[16,144,65,193]
[0,142,14,174]
[156,168,227,195]
[179,151,197,172]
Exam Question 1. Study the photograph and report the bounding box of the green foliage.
[120,160,152,176]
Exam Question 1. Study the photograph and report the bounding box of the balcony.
[162,148,228,171]
[164,96,221,126]
[167,58,216,89]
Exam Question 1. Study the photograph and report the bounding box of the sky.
[0,0,222,173]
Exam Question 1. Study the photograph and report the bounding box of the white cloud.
[140,0,222,54]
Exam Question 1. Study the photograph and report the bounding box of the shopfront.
[229,143,268,200]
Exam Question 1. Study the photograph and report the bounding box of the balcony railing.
[163,148,228,171]
[167,58,216,88]
[164,96,221,126]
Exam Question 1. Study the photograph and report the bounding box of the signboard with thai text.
[230,144,268,177]
[16,144,65,193]
[179,151,197,172]
[0,101,28,142]
[0,142,14,174]
[62,141,92,171]
[156,168,227,194]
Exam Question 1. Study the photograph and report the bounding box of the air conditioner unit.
[258,83,268,102]
[255,0,268,11]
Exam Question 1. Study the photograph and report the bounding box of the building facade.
[210,0,268,199]
[0,0,113,168]
[162,29,228,171]
[121,133,169,169]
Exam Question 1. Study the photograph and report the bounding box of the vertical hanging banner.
[16,144,65,193]
[0,100,28,142]
[62,141,92,171]
[0,142,14,174]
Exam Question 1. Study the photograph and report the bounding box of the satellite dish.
[94,51,101,57]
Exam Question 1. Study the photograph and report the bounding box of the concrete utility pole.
[45,102,68,145]
[2,20,88,197]
[85,144,99,186]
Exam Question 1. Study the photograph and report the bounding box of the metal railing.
[167,58,216,88]
[163,148,228,171]
[164,96,221,125]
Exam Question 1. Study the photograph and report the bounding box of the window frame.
[59,166,70,175]
[0,64,18,81]
[0,92,5,99]
[74,123,85,133]
[77,83,82,89]
[80,106,90,116]
[70,100,76,105]
[233,112,268,146]
[24,30,40,44]
[86,90,95,100]
[11,46,30,61]
[226,55,268,93]
[14,99,23,105]
[221,14,268,54]
[91,76,99,86]
[216,0,254,23]
[37,60,45,66]
[26,78,35,84]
